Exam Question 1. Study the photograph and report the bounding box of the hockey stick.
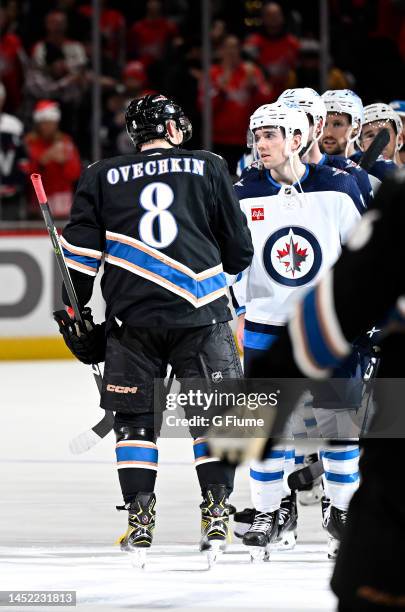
[287,458,324,491]
[358,128,390,172]
[30,173,114,453]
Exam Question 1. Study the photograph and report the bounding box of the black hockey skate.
[233,507,255,539]
[242,510,279,562]
[200,484,230,568]
[322,497,347,559]
[275,492,298,550]
[116,492,156,569]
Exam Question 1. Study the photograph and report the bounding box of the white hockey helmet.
[279,88,326,126]
[363,102,403,152]
[249,101,309,155]
[321,89,364,130]
[279,88,326,147]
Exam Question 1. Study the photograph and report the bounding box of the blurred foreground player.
[54,93,253,567]
[252,169,405,609]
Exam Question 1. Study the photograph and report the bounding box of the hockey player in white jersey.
[230,101,364,561]
[275,88,368,518]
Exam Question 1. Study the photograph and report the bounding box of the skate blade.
[205,540,225,569]
[327,537,339,560]
[247,545,270,563]
[128,547,147,570]
[272,530,297,550]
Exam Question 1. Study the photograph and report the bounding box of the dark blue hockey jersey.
[350,150,397,182]
[319,153,373,208]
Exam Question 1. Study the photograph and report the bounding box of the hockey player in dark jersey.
[279,88,373,207]
[229,100,364,560]
[320,89,397,187]
[259,169,405,611]
[53,93,253,567]
[351,103,401,179]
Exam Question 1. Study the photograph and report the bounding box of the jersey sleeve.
[61,165,105,308]
[286,172,404,378]
[336,175,363,243]
[210,156,253,275]
[229,268,249,316]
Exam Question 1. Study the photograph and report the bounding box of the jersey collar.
[266,164,310,189]
[318,154,327,165]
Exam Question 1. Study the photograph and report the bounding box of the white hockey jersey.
[231,163,364,346]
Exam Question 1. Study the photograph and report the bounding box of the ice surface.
[0,361,337,611]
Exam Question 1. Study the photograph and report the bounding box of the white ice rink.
[0,361,338,612]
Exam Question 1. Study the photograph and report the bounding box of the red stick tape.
[30,173,47,204]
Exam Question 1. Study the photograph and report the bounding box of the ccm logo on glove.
[106,385,138,394]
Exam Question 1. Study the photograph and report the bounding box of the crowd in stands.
[1,0,404,220]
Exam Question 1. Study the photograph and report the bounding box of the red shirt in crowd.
[244,32,300,98]
[0,32,24,111]
[79,5,126,61]
[128,17,178,65]
[25,132,81,218]
[205,61,272,146]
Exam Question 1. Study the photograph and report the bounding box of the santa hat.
[33,100,61,123]
[122,61,146,84]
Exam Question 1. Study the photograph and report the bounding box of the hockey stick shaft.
[30,173,103,397]
[287,458,324,491]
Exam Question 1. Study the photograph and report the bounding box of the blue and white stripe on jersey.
[60,236,102,276]
[105,230,227,308]
[289,269,351,378]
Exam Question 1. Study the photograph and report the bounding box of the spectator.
[0,82,28,220]
[103,61,155,156]
[244,1,300,99]
[25,100,81,219]
[287,39,349,91]
[78,0,126,67]
[127,0,180,67]
[201,34,272,174]
[31,11,86,74]
[0,6,26,112]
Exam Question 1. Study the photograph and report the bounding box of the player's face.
[360,120,397,160]
[321,113,352,155]
[254,126,287,169]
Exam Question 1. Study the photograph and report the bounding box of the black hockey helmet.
[125,93,192,150]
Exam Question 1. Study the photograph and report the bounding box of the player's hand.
[53,307,106,364]
[236,313,245,352]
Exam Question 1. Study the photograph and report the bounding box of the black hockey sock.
[118,467,157,504]
[195,460,235,497]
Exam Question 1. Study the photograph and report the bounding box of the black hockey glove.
[53,307,106,364]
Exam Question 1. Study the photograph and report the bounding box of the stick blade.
[69,429,101,454]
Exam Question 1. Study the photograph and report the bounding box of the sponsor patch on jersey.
[251,207,264,221]
[263,226,322,287]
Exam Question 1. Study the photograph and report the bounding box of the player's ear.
[167,120,183,145]
[291,132,302,153]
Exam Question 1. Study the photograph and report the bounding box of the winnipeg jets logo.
[277,229,308,276]
[263,226,322,287]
